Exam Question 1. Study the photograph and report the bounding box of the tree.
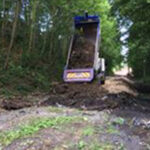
[0,0,122,91]
[4,0,21,69]
[112,0,150,78]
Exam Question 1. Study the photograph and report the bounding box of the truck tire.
[101,80,105,85]
[97,73,105,85]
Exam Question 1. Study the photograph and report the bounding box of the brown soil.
[68,24,97,69]
[2,99,32,110]
[69,38,95,68]
[2,76,150,114]
[1,77,150,150]
[1,77,150,113]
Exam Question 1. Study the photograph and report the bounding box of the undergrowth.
[0,65,59,97]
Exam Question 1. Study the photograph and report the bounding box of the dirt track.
[0,76,150,150]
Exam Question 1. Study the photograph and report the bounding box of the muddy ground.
[0,77,150,150]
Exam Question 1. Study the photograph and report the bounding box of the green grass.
[82,126,95,136]
[0,66,52,97]
[76,140,115,150]
[48,107,64,113]
[89,142,114,150]
[106,125,120,134]
[0,116,81,146]
[112,117,125,125]
[78,140,87,150]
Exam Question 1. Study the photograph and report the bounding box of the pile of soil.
[68,24,97,69]
[69,37,95,68]
[1,99,32,110]
[1,77,150,113]
[40,77,150,113]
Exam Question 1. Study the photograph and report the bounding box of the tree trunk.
[41,32,47,56]
[28,0,38,53]
[4,0,20,69]
[41,23,49,56]
[1,0,5,48]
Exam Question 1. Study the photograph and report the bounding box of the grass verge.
[0,116,81,146]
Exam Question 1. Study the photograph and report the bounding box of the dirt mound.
[40,77,150,113]
[68,23,97,69]
[40,77,141,111]
[69,37,95,68]
[1,99,32,110]
[2,77,150,113]
[41,92,136,111]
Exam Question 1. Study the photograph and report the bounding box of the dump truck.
[63,13,105,83]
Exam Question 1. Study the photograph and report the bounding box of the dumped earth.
[68,24,96,69]
[0,77,150,150]
[68,37,95,68]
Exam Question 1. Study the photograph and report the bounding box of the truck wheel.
[101,80,105,85]
[97,74,105,85]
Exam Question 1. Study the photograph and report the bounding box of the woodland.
[0,0,149,94]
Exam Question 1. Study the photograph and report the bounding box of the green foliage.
[0,66,51,96]
[112,0,150,79]
[0,116,80,146]
[106,125,119,134]
[112,117,125,125]
[77,140,115,150]
[48,107,64,113]
[78,141,86,150]
[89,142,114,150]
[0,0,122,94]
[82,126,95,136]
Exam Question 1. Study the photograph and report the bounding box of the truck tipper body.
[63,14,105,83]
